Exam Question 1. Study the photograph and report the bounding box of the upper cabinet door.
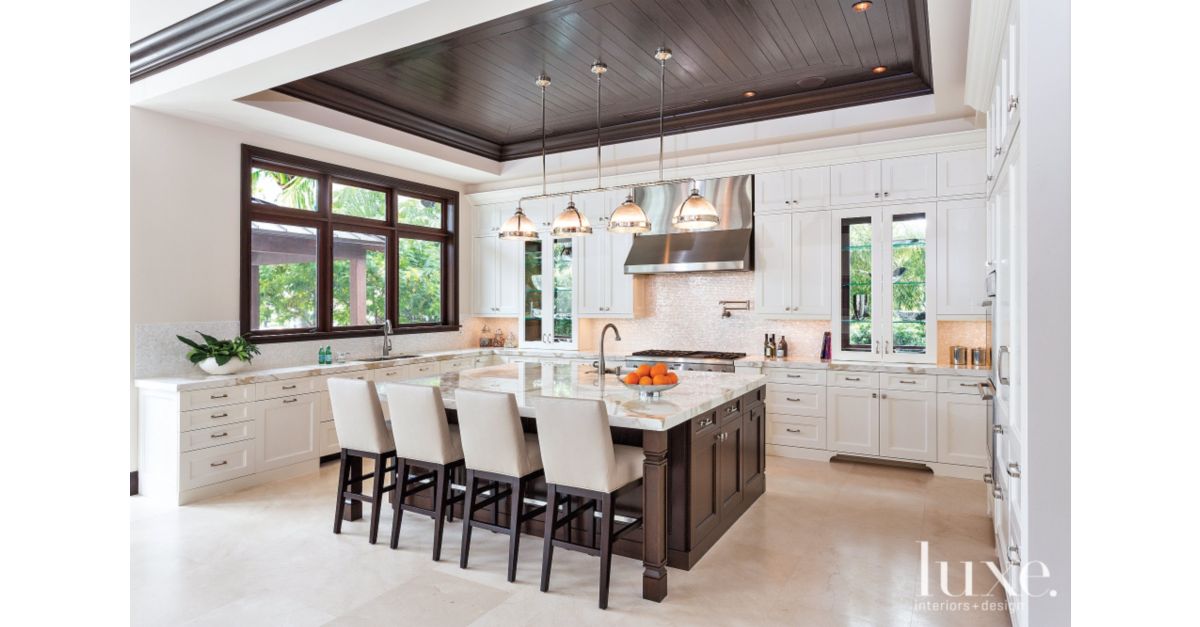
[830,160,882,205]
[496,236,522,315]
[936,199,987,316]
[522,198,552,232]
[605,189,637,317]
[938,150,987,197]
[755,171,793,213]
[753,212,793,316]
[574,192,608,316]
[472,236,497,315]
[791,167,830,209]
[881,154,937,201]
[473,202,508,237]
[791,211,831,316]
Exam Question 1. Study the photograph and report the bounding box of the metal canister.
[971,347,990,367]
[951,346,968,365]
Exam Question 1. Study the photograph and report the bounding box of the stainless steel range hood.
[623,175,754,274]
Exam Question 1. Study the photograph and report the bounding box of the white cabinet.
[521,198,554,232]
[937,393,988,467]
[472,235,521,316]
[755,166,829,212]
[937,150,987,197]
[318,420,340,457]
[826,387,879,455]
[831,204,938,362]
[754,210,830,318]
[577,190,641,317]
[936,199,987,317]
[880,154,938,201]
[254,394,319,473]
[768,415,826,450]
[879,390,937,462]
[830,160,882,205]
[830,156,937,206]
[472,202,507,237]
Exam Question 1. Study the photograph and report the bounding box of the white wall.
[129,107,478,470]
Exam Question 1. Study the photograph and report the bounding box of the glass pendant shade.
[498,207,539,241]
[551,201,593,237]
[607,195,652,233]
[671,188,720,231]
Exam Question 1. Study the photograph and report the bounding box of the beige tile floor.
[131,457,1012,627]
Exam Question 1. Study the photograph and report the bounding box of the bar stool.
[327,377,397,545]
[534,397,644,609]
[455,389,546,582]
[385,383,465,561]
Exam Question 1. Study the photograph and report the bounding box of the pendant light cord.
[596,66,602,189]
[541,81,547,197]
[658,55,665,182]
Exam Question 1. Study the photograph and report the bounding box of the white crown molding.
[465,128,986,206]
[964,0,1012,111]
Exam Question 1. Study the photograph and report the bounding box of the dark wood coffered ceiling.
[275,0,932,161]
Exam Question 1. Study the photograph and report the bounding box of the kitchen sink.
[357,355,418,362]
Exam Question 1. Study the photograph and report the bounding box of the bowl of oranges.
[619,362,680,398]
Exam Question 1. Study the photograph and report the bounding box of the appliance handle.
[998,346,1011,385]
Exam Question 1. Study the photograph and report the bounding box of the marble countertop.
[736,356,990,377]
[376,362,766,432]
[133,348,621,393]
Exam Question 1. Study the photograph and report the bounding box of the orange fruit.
[650,363,668,377]
[639,376,653,386]
[666,372,679,384]
[636,364,652,377]
[652,374,668,385]
[624,372,641,385]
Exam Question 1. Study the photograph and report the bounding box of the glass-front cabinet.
[832,203,937,362]
[519,235,577,349]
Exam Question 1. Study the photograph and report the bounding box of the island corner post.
[641,429,670,602]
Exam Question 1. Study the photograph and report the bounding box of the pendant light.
[609,50,676,234]
[499,74,553,241]
[672,181,720,231]
[552,63,608,238]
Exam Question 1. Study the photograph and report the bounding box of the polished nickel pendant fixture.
[499,74,552,241]
[667,52,718,230]
[551,63,609,238]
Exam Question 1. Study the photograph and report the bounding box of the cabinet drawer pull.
[785,397,803,402]
[843,377,861,381]
[698,417,714,428]
[785,374,806,379]
[785,428,803,433]
[983,473,993,484]
[210,393,228,399]
[959,382,977,387]
[210,432,229,439]
[993,425,1005,434]
[282,398,298,404]
[899,379,917,384]
[282,384,297,390]
[725,405,737,414]
[1006,462,1021,478]
[210,412,228,419]
[210,460,228,468]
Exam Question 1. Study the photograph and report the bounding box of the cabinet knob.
[1008,95,1019,112]
[994,147,1002,156]
[880,393,887,399]
[883,191,889,197]
[873,192,880,198]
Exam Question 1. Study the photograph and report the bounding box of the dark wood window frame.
[241,145,459,343]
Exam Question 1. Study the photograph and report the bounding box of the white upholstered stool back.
[456,389,540,477]
[385,383,462,465]
[534,397,643,494]
[327,377,393,455]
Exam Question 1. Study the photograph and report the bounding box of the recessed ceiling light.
[852,1,873,12]
[742,90,757,98]
[872,65,887,74]
[797,76,827,89]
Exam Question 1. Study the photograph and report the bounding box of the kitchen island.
[373,361,767,603]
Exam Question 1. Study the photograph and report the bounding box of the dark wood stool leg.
[390,460,409,549]
[446,465,456,523]
[492,483,500,526]
[507,478,525,582]
[539,484,558,593]
[431,465,449,561]
[598,492,615,610]
[460,470,477,569]
[343,454,363,521]
[332,450,349,534]
[367,453,385,544]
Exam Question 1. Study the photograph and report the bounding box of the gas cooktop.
[629,350,748,361]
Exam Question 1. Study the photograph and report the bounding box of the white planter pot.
[197,358,249,376]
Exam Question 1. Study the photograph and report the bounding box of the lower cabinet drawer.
[881,373,935,392]
[767,415,826,450]
[181,403,251,431]
[180,440,255,490]
[438,358,471,373]
[828,372,879,388]
[938,375,990,395]
[180,421,254,453]
[766,384,826,417]
[181,384,254,411]
[319,420,340,457]
[764,368,827,386]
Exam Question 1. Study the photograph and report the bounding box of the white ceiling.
[130,0,978,188]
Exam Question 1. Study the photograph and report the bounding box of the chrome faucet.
[381,320,393,358]
[598,323,622,379]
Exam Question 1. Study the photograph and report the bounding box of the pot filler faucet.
[381,320,393,358]
[598,323,622,378]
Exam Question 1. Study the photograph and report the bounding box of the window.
[242,146,459,342]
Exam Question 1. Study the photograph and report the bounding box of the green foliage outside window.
[396,239,442,324]
[333,183,386,220]
[257,261,318,329]
[251,168,316,210]
[398,195,442,227]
